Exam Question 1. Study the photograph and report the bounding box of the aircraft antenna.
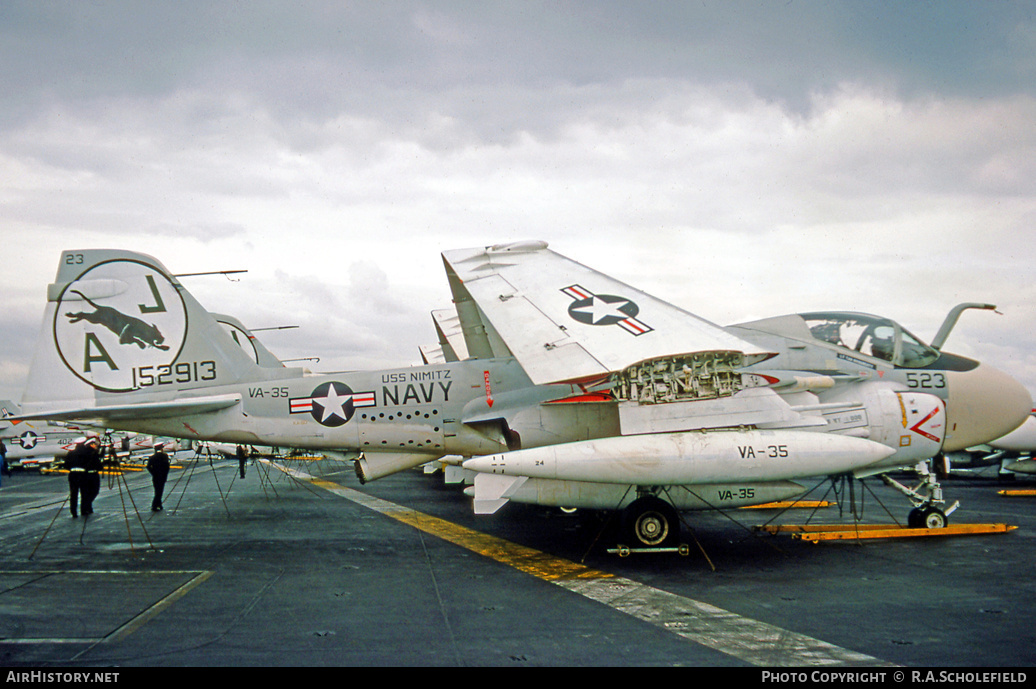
[173,270,248,282]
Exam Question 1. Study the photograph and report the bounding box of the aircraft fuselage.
[98,356,616,462]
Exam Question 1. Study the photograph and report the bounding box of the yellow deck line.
[309,477,609,582]
[289,466,892,667]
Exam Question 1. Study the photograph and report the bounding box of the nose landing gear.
[882,458,958,529]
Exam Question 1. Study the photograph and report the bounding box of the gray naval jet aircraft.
[13,244,1030,548]
[992,411,1036,474]
[948,409,1036,476]
[436,242,1030,540]
[2,400,86,468]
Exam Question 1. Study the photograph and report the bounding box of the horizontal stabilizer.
[13,393,242,424]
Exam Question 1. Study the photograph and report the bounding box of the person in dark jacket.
[65,437,89,518]
[80,435,102,516]
[147,443,171,512]
[236,444,247,479]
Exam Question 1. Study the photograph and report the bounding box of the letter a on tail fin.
[21,249,266,416]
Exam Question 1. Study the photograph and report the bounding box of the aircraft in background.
[994,412,1036,474]
[13,244,1030,547]
[1,400,167,468]
[2,400,84,468]
[942,408,1036,476]
[964,410,1036,475]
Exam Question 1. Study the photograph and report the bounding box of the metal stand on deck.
[607,543,692,557]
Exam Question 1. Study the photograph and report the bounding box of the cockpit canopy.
[801,312,940,368]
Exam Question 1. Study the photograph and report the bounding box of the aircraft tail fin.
[210,313,289,369]
[21,249,288,415]
[1,400,22,435]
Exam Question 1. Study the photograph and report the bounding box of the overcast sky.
[2,1,1035,404]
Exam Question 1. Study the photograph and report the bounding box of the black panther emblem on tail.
[64,290,171,350]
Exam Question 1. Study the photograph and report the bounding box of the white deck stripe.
[276,462,894,667]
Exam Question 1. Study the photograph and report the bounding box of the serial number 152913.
[132,361,216,388]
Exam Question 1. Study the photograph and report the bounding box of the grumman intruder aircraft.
[15,244,1031,548]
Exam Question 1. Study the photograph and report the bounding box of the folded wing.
[441,241,773,385]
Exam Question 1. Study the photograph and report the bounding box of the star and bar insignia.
[289,381,376,427]
[18,431,43,450]
[561,284,653,336]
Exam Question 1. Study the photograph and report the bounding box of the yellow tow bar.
[741,500,836,509]
[756,523,1017,542]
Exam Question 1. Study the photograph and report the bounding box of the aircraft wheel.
[623,496,679,548]
[921,506,948,529]
[907,507,923,528]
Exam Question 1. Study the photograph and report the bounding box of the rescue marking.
[276,463,892,667]
[909,406,942,443]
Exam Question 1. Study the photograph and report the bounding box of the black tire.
[622,496,679,548]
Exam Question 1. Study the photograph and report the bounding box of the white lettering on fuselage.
[381,370,452,384]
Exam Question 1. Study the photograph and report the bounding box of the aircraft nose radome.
[943,363,1033,452]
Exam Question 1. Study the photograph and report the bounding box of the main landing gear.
[608,494,692,557]
[881,456,958,529]
[622,495,680,548]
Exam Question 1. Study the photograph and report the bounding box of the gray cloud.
[1,2,1034,402]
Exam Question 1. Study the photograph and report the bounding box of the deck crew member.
[147,442,171,511]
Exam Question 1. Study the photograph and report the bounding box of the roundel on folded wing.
[568,294,641,326]
[560,284,653,337]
